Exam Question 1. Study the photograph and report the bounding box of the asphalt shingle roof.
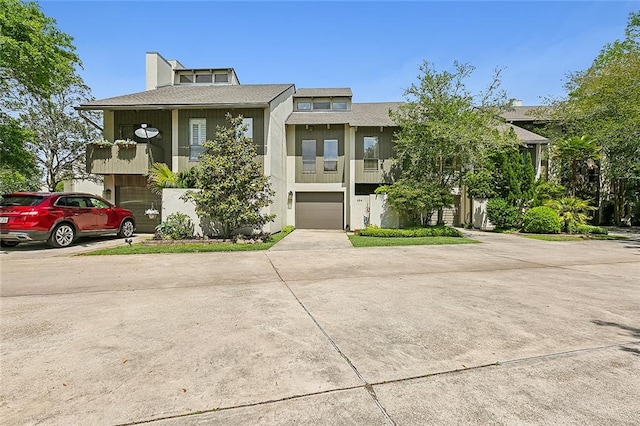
[500,106,551,122]
[293,88,353,98]
[78,84,294,109]
[502,123,549,144]
[286,102,401,126]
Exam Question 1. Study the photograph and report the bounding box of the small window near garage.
[364,136,379,171]
[214,73,229,83]
[313,101,331,110]
[324,139,338,172]
[179,74,194,83]
[195,74,213,83]
[302,140,316,174]
[332,102,347,111]
[297,102,311,111]
[190,118,207,161]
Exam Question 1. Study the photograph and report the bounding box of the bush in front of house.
[522,206,563,234]
[155,213,195,240]
[358,225,463,238]
[576,224,608,235]
[486,198,520,230]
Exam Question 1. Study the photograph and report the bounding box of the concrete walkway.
[269,229,353,251]
[1,231,639,425]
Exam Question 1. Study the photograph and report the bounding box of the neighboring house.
[79,52,549,232]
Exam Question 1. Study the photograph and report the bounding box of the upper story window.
[179,75,194,83]
[297,102,311,111]
[313,101,331,110]
[332,102,347,110]
[302,140,316,174]
[195,74,213,83]
[241,117,253,141]
[324,139,338,172]
[363,136,379,171]
[214,73,229,83]
[189,118,206,161]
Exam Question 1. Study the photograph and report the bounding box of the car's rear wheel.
[1,241,19,248]
[118,219,135,238]
[49,223,75,248]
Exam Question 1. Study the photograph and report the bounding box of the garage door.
[116,186,162,233]
[295,192,344,229]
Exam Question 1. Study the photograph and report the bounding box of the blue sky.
[39,1,638,105]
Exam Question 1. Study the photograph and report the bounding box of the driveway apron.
[269,229,353,251]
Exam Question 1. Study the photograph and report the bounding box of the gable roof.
[286,102,401,126]
[78,84,294,110]
[503,123,549,144]
[294,88,353,98]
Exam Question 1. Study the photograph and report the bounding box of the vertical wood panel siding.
[178,109,266,165]
[114,110,172,166]
[294,124,345,183]
[354,126,398,183]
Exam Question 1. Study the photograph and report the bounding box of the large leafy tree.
[552,11,640,224]
[184,115,275,238]
[20,79,100,192]
[387,61,517,224]
[1,0,83,193]
[0,0,80,98]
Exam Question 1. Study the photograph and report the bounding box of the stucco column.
[347,125,356,231]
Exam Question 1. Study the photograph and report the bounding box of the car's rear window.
[0,195,47,207]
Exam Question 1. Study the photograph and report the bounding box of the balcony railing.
[86,144,158,175]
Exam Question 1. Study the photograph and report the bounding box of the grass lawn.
[81,228,293,256]
[522,234,628,241]
[348,235,479,247]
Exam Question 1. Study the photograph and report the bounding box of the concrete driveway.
[1,230,639,425]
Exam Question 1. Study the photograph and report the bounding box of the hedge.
[357,226,463,238]
[576,224,608,235]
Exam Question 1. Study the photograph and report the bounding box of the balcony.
[87,144,160,175]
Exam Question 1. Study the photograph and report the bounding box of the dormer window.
[313,101,331,110]
[195,74,213,83]
[332,102,347,110]
[179,75,194,83]
[297,102,311,111]
[214,73,229,83]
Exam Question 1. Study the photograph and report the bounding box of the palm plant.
[147,162,178,195]
[546,196,596,233]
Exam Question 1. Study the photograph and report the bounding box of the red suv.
[0,192,136,248]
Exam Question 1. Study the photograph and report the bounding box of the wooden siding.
[294,124,345,183]
[87,144,154,175]
[114,110,172,165]
[354,126,397,183]
[178,108,266,164]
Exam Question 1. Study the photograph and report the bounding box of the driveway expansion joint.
[264,252,396,425]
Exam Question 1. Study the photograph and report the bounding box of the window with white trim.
[297,102,311,110]
[363,136,379,170]
[302,140,316,174]
[332,102,347,110]
[189,118,206,161]
[323,139,338,172]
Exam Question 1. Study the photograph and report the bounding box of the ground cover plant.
[349,235,478,247]
[350,225,476,247]
[81,226,294,255]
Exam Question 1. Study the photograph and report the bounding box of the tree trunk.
[437,208,444,226]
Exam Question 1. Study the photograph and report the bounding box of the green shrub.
[522,206,563,234]
[358,226,462,238]
[155,213,195,240]
[486,198,520,230]
[576,224,608,235]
